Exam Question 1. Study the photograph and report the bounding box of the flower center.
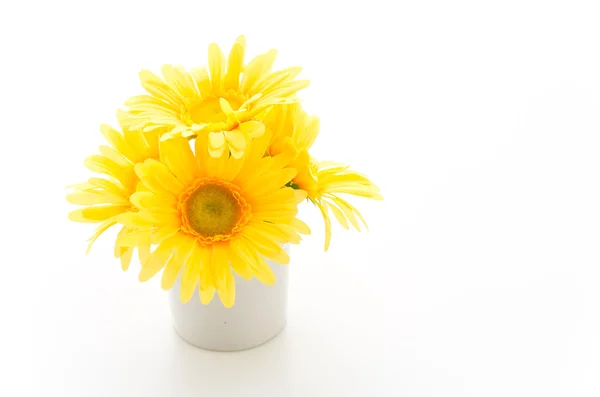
[188,95,244,125]
[179,179,251,243]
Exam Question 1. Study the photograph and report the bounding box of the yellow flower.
[67,111,158,269]
[116,131,310,307]
[305,160,383,251]
[264,104,382,251]
[123,35,309,159]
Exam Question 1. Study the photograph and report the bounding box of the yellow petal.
[227,241,253,280]
[329,196,362,231]
[85,218,117,254]
[253,67,301,96]
[327,201,349,230]
[293,189,308,203]
[125,114,159,155]
[161,64,197,99]
[208,43,226,93]
[224,35,246,91]
[221,154,245,181]
[256,48,278,74]
[251,211,296,224]
[124,94,180,115]
[130,192,175,210]
[238,127,273,169]
[198,245,213,292]
[208,131,225,149]
[84,155,135,188]
[116,212,155,229]
[161,236,196,290]
[180,246,201,303]
[66,190,128,206]
[259,246,290,265]
[229,147,245,160]
[137,244,151,265]
[258,80,310,106]
[252,255,276,286]
[244,168,297,197]
[160,137,197,184]
[237,238,276,285]
[139,234,179,282]
[208,145,226,159]
[296,116,320,151]
[82,178,126,197]
[119,247,134,271]
[217,265,235,308]
[139,210,180,228]
[224,129,247,152]
[270,144,297,170]
[138,69,183,106]
[115,226,131,258]
[241,49,278,93]
[290,218,311,235]
[239,120,265,138]
[197,135,228,178]
[190,67,212,98]
[277,224,303,244]
[249,186,296,205]
[315,200,332,251]
[247,221,294,243]
[100,124,138,162]
[243,226,290,265]
[240,93,263,110]
[211,244,230,291]
[207,131,226,158]
[98,145,130,167]
[68,205,129,223]
[194,131,210,172]
[135,160,183,197]
[116,227,178,247]
[116,229,150,247]
[200,286,216,305]
[219,98,236,120]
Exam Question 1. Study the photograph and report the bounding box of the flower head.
[67,111,159,269]
[116,131,310,307]
[123,35,309,159]
[263,104,382,250]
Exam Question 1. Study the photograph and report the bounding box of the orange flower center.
[179,178,251,244]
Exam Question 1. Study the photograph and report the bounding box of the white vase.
[168,244,290,351]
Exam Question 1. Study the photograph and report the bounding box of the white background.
[2,0,599,396]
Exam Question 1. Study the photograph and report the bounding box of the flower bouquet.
[68,36,381,350]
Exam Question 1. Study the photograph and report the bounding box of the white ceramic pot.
[168,244,290,351]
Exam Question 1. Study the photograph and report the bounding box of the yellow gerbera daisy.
[264,104,382,251]
[116,131,310,307]
[67,110,158,269]
[123,35,309,159]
